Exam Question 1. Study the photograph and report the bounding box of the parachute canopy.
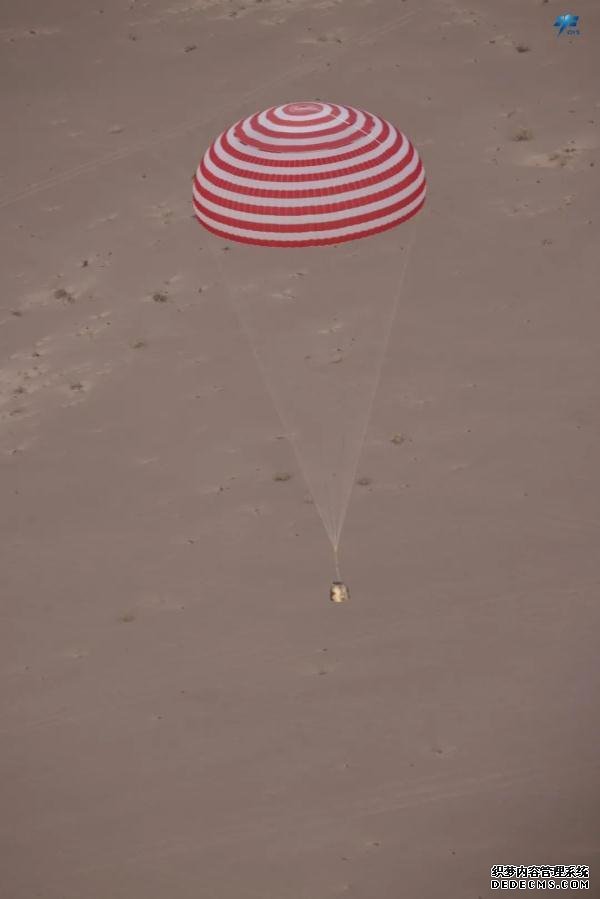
[193,101,426,247]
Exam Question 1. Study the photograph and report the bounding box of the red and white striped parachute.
[192,101,426,248]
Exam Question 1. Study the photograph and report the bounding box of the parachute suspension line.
[323,470,335,548]
[328,348,354,551]
[333,422,348,547]
[331,222,419,553]
[296,108,421,555]
[207,243,340,551]
[333,543,342,582]
[145,150,340,545]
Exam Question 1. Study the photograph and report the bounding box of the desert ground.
[1,0,600,897]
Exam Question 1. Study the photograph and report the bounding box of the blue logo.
[553,13,580,36]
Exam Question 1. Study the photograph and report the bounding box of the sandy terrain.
[1,0,600,897]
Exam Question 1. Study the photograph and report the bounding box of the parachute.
[192,100,426,247]
[192,101,427,600]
